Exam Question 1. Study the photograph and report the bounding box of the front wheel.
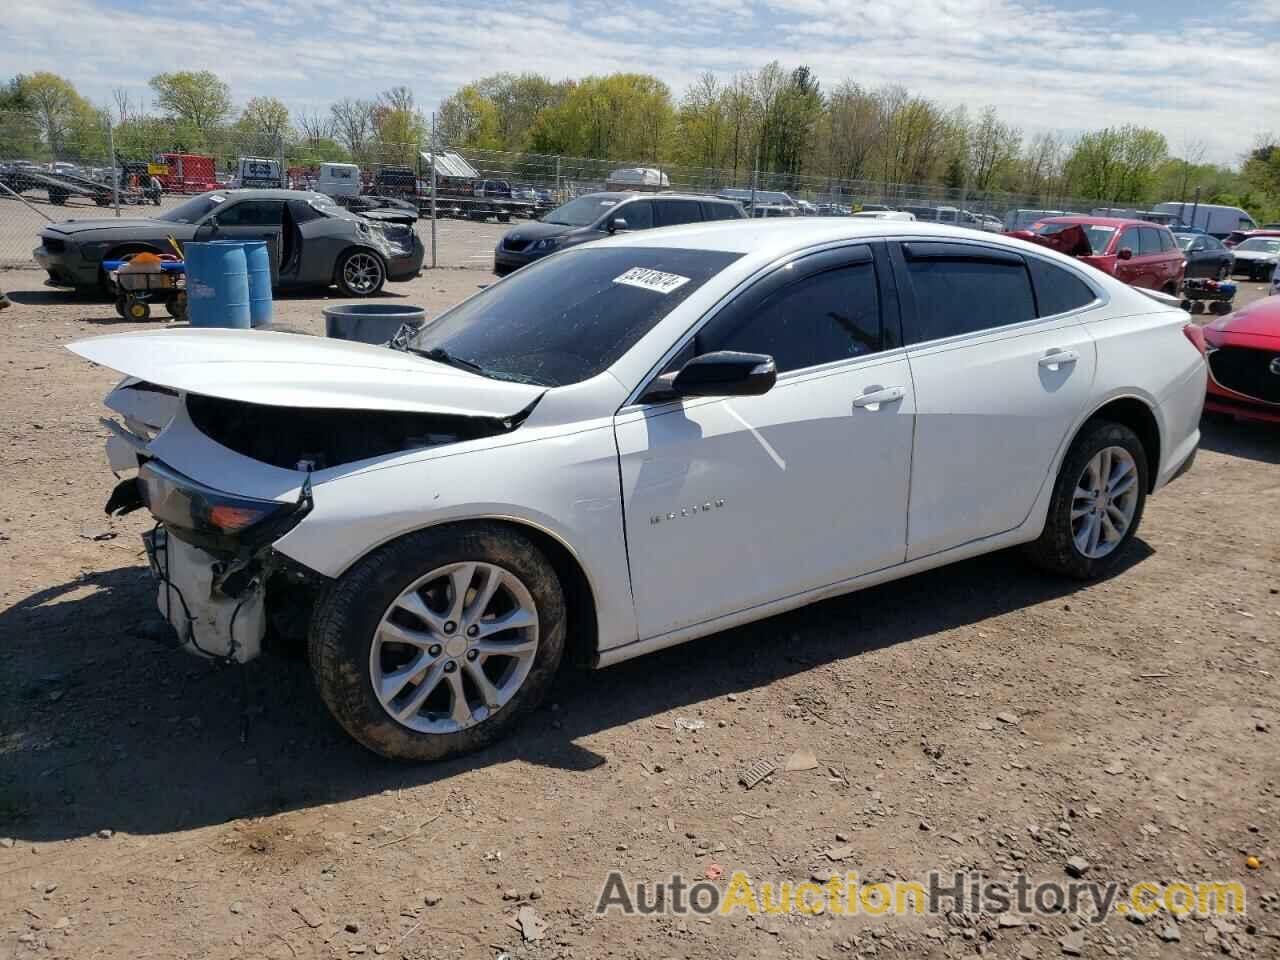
[336,249,386,297]
[308,523,566,760]
[1025,421,1148,580]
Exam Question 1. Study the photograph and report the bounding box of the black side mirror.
[607,218,628,234]
[1116,247,1133,261]
[666,351,776,399]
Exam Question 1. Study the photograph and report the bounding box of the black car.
[494,192,744,275]
[1174,232,1233,280]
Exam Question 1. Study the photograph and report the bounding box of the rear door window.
[701,201,740,221]
[1027,258,1097,317]
[654,199,704,227]
[899,242,1036,344]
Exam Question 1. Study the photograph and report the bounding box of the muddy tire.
[308,522,566,761]
[1025,420,1148,580]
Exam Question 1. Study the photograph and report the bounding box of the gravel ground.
[0,249,1277,960]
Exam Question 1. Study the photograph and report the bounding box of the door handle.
[852,386,905,411]
[1038,349,1079,371]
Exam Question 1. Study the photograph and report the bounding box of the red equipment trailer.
[154,153,217,194]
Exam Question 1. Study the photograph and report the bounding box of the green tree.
[149,71,231,135]
[1064,125,1167,202]
[18,72,90,157]
[437,86,502,151]
[967,106,1021,191]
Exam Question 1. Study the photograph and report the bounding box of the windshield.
[407,247,742,387]
[157,193,225,223]
[1035,221,1116,255]
[544,196,618,227]
[1236,238,1280,254]
[1175,234,1197,251]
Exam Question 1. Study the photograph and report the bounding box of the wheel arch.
[98,241,165,291]
[331,515,601,669]
[1075,395,1162,493]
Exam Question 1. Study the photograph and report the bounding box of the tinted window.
[701,201,740,221]
[616,200,653,230]
[218,201,283,227]
[1116,228,1139,254]
[655,199,704,227]
[902,250,1035,343]
[544,195,619,227]
[288,199,321,223]
[699,262,880,372]
[406,247,741,388]
[1158,229,1176,252]
[1027,258,1097,317]
[1203,236,1222,250]
[1138,227,1162,255]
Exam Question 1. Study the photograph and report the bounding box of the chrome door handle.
[852,386,905,411]
[1038,349,1079,371]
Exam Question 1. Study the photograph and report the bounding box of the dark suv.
[494,192,745,275]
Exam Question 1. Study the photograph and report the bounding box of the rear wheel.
[308,523,566,760]
[335,249,386,297]
[1216,264,1230,281]
[1025,421,1148,580]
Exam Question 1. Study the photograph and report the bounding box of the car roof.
[1041,215,1165,229]
[200,188,328,201]
[602,218,1053,256]
[580,191,738,204]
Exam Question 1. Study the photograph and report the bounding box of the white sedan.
[71,220,1207,760]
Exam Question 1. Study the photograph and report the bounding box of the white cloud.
[6,0,1276,164]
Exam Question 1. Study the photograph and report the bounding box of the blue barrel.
[184,242,250,329]
[240,241,273,328]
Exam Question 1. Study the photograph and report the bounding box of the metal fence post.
[107,117,119,216]
[555,156,560,200]
[430,113,437,270]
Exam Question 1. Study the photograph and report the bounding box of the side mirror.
[672,351,776,398]
[1117,247,1133,260]
[607,218,628,234]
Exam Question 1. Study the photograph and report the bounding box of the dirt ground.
[0,249,1278,960]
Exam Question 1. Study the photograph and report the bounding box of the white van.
[232,157,283,189]
[317,162,361,199]
[1152,202,1256,238]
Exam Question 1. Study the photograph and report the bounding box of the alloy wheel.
[343,252,384,295]
[370,562,539,734]
[1070,446,1139,559]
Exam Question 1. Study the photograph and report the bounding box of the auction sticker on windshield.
[614,267,691,294]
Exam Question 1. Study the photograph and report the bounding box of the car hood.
[67,328,544,417]
[503,221,576,244]
[1207,299,1280,339]
[44,218,177,237]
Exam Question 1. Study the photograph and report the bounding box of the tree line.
[2,69,1277,218]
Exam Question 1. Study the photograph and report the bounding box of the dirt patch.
[0,267,1277,959]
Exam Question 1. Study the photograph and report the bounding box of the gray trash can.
[323,304,426,345]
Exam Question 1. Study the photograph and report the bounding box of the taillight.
[1182,323,1208,356]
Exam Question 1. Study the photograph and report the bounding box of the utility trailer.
[0,164,116,206]
[417,151,535,222]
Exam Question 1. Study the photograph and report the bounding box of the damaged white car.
[71,220,1206,760]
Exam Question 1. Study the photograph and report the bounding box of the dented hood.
[67,328,543,417]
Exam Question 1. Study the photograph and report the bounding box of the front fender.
[271,424,638,652]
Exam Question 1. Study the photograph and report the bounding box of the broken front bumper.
[144,526,266,663]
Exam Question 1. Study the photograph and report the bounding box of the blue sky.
[10,0,1278,164]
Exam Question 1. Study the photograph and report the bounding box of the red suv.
[1014,216,1185,292]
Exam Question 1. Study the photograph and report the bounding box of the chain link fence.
[2,108,1116,275]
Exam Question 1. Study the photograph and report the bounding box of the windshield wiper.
[414,346,485,374]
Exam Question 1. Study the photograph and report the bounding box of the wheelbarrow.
[104,255,187,322]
